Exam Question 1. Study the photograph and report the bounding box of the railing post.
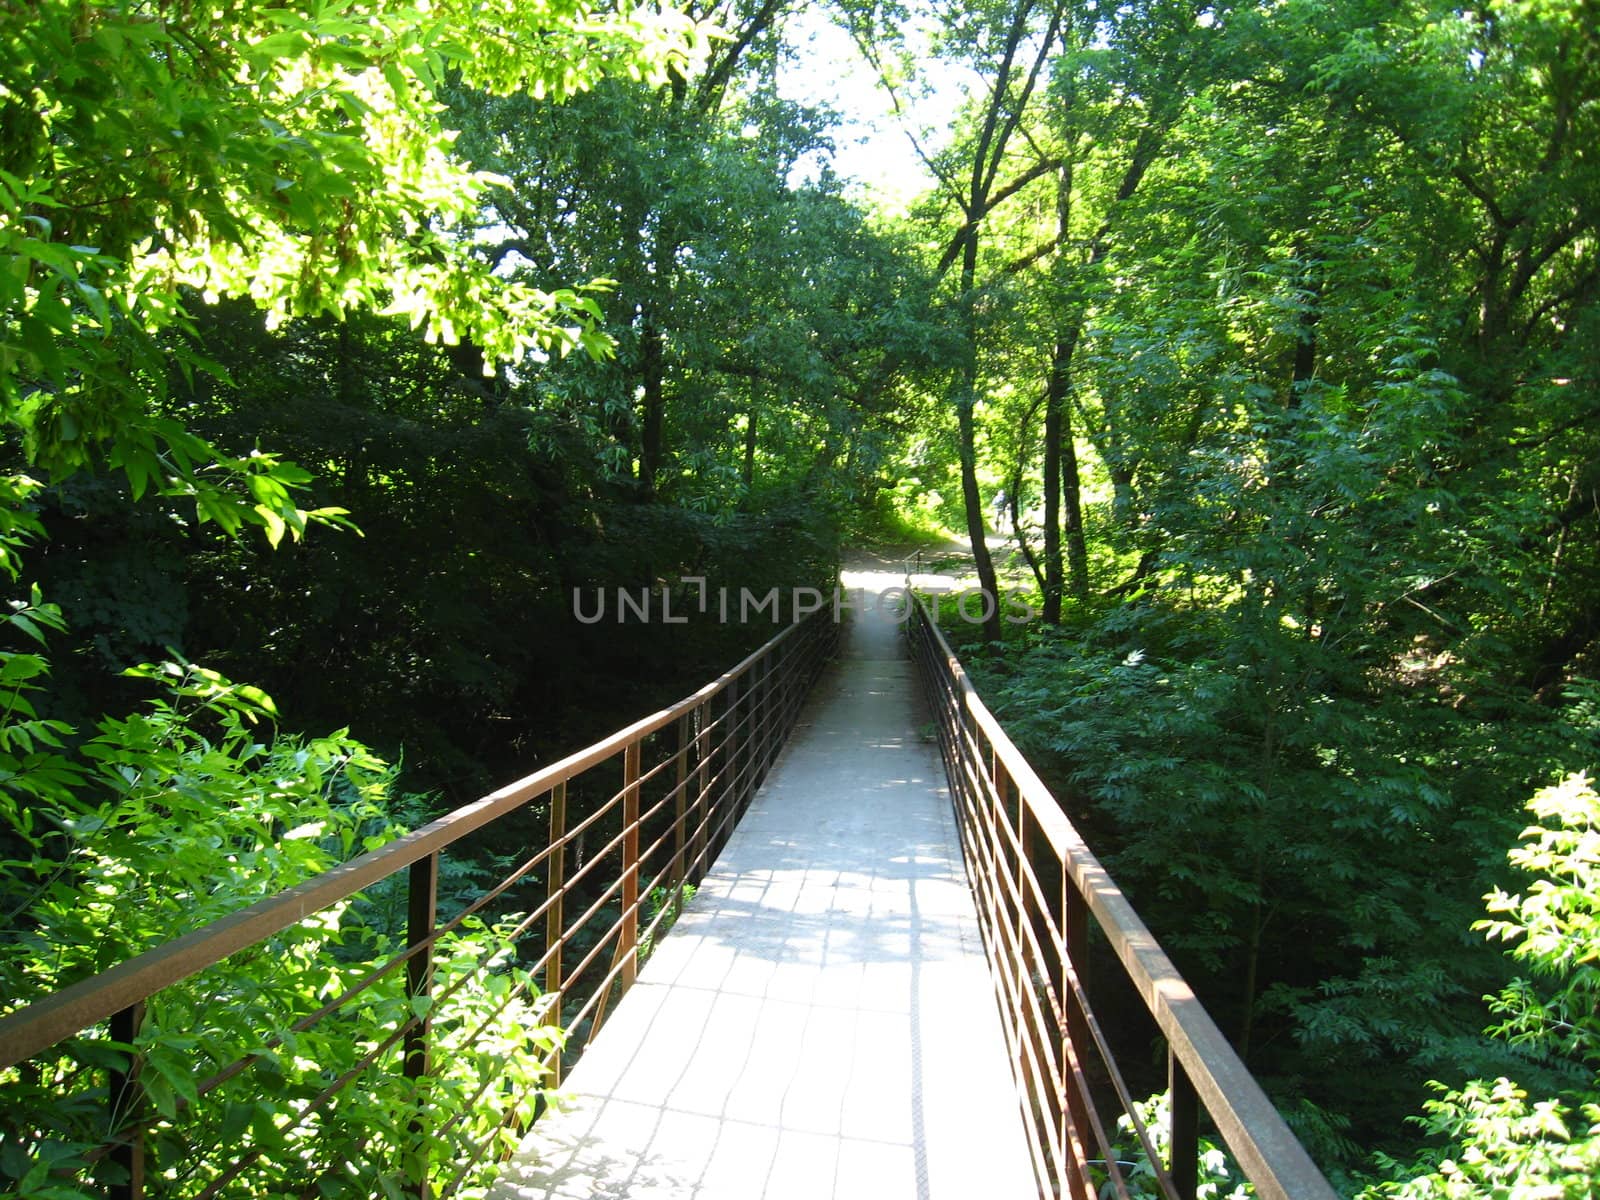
[971,705,995,897]
[759,647,774,778]
[751,655,764,800]
[674,714,690,895]
[752,650,765,784]
[773,642,788,738]
[771,642,784,759]
[964,696,982,813]
[728,673,745,820]
[788,627,807,729]
[622,740,642,990]
[693,702,711,878]
[1011,767,1031,1065]
[546,781,567,1086]
[1169,1049,1200,1200]
[404,852,437,1200]
[108,1002,145,1200]
[744,665,757,809]
[1063,867,1093,1200]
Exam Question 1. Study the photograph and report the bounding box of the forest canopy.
[2,0,1598,1196]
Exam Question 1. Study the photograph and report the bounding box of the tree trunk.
[1287,248,1321,408]
[639,316,664,496]
[958,392,1003,642]
[932,0,1064,642]
[1045,331,1091,612]
[1009,466,1045,597]
[1042,164,1068,625]
[958,229,1002,642]
[1061,389,1089,604]
[1110,461,1138,529]
[1042,375,1063,624]
[742,406,757,493]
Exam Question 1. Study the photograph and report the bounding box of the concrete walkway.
[490,567,1035,1200]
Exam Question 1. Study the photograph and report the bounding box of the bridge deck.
[490,567,1034,1199]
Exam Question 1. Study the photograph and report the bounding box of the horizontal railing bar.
[2,607,836,1200]
[505,843,632,970]
[558,705,746,980]
[554,821,695,1038]
[431,985,558,1142]
[540,872,634,991]
[536,771,638,867]
[558,934,637,1040]
[678,778,732,878]
[1006,919,1069,1086]
[542,791,700,993]
[0,617,812,1071]
[520,777,699,984]
[628,734,692,794]
[1012,1013,1076,1193]
[555,840,694,1021]
[192,1004,422,1200]
[191,929,427,1103]
[440,1098,523,1200]
[910,596,1337,1200]
[681,775,745,880]
[971,777,1070,969]
[632,858,690,950]
[524,781,718,987]
[929,658,1140,1200]
[564,671,774,1014]
[569,729,697,842]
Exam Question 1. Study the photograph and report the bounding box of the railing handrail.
[0,614,815,1073]
[910,594,1338,1200]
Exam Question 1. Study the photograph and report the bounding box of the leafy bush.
[1094,1091,1252,1200]
[1,635,559,1199]
[1365,773,1600,1198]
[965,613,1590,1163]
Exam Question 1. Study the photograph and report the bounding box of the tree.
[1,0,707,551]
[455,7,930,518]
[864,0,1068,638]
[1,4,713,1193]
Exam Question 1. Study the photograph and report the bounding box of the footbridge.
[0,559,1337,1200]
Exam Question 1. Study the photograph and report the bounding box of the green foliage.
[1,0,706,550]
[638,883,696,963]
[1365,774,1600,1199]
[1,0,1593,1191]
[0,3,869,1196]
[0,586,77,832]
[0,656,559,1199]
[456,67,934,512]
[903,0,1600,1174]
[968,606,1595,1161]
[1370,1079,1599,1200]
[1095,1091,1252,1200]
[1478,773,1600,1068]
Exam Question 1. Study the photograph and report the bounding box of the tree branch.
[1000,231,1065,276]
[978,3,1065,203]
[1452,165,1520,230]
[1520,262,1600,343]
[694,0,784,113]
[934,155,1064,278]
[1508,215,1591,311]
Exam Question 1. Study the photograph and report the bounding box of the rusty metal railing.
[0,607,837,1199]
[907,594,1337,1200]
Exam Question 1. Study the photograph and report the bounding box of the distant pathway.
[490,557,1033,1200]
